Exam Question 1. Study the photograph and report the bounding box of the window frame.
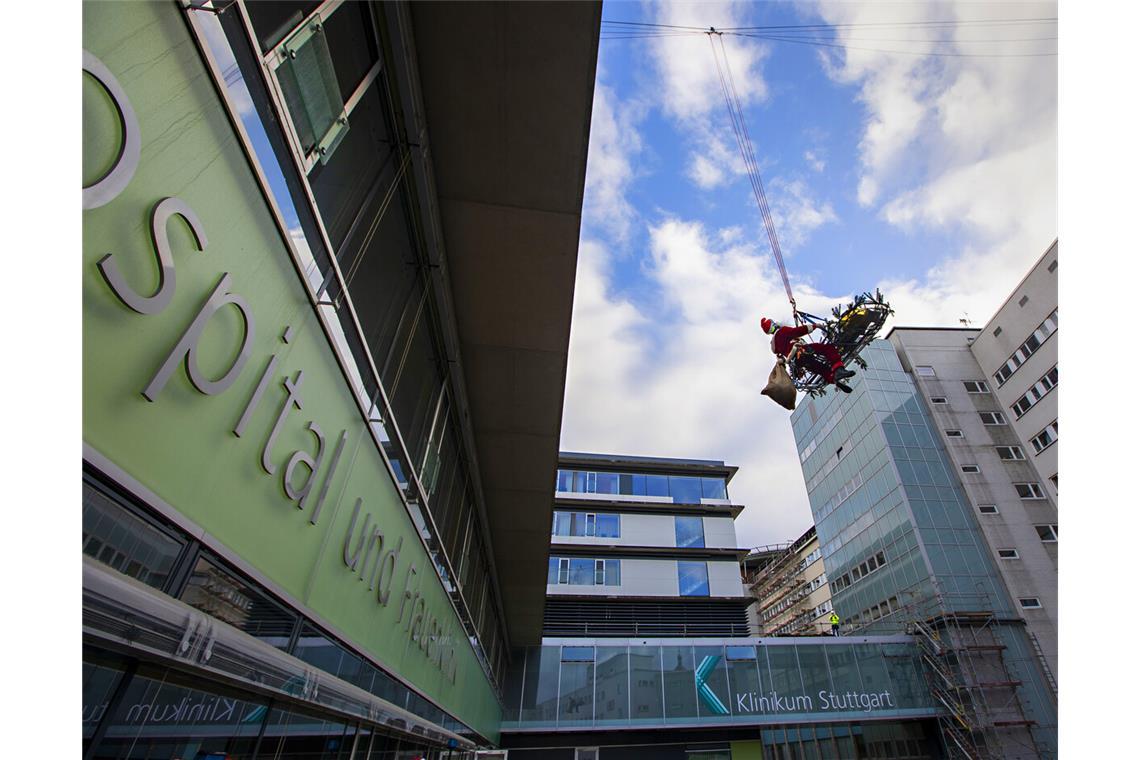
[945,429,964,438]
[1015,482,1046,500]
[980,411,1007,425]
[997,548,1020,560]
[961,464,980,474]
[1036,524,1058,542]
[996,445,1026,461]
[914,365,936,377]
[964,380,990,393]
[978,504,999,515]
[1019,597,1043,609]
[930,396,948,405]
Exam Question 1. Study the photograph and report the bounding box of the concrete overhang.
[407,1,601,646]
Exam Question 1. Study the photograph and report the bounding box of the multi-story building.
[82,1,600,756]
[789,337,1058,759]
[886,241,1058,680]
[744,526,835,636]
[499,453,947,759]
[544,452,754,638]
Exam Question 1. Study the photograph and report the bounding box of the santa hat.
[761,317,779,334]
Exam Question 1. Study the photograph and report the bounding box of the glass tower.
[790,340,1056,759]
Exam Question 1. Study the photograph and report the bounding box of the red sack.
[762,359,797,410]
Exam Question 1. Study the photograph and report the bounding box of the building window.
[1036,524,1058,542]
[1018,295,1030,307]
[1049,474,1058,490]
[677,561,710,596]
[979,411,1007,425]
[996,446,1026,461]
[674,516,705,548]
[993,326,1003,337]
[915,366,936,377]
[931,396,948,404]
[1048,260,1058,273]
[945,429,963,438]
[1031,420,1058,453]
[562,647,595,662]
[961,465,980,474]
[997,548,1020,559]
[1019,597,1043,609]
[964,380,990,393]
[978,504,999,514]
[1012,366,1058,419]
[1015,482,1046,499]
[575,748,600,760]
[993,310,1058,386]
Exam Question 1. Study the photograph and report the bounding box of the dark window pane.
[293,624,366,686]
[310,83,395,251]
[92,668,266,758]
[259,704,350,759]
[82,660,125,741]
[632,474,647,495]
[520,647,560,723]
[245,0,322,53]
[180,556,298,650]
[387,302,443,465]
[323,1,379,102]
[557,470,573,492]
[548,557,559,584]
[83,482,183,590]
[619,473,634,494]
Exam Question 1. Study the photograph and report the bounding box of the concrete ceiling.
[409,1,601,646]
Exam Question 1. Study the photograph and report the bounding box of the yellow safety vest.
[830,614,840,625]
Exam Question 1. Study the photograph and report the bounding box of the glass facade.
[552,511,621,538]
[501,639,935,729]
[82,476,477,744]
[82,655,467,760]
[789,340,1058,755]
[678,561,710,596]
[675,516,706,548]
[556,469,728,502]
[549,557,621,587]
[196,0,508,684]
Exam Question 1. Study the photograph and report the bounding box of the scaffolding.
[890,590,1053,760]
[745,529,824,636]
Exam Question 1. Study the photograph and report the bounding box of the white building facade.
[886,240,1058,681]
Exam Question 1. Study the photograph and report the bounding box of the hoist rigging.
[706,27,892,405]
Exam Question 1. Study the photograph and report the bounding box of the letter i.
[234,326,294,437]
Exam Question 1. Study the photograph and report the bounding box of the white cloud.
[768,177,839,250]
[811,0,1057,323]
[582,84,646,243]
[646,1,772,191]
[804,150,826,172]
[563,220,854,545]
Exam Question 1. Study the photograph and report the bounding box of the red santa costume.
[761,317,846,384]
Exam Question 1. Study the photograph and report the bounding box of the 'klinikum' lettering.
[734,689,897,714]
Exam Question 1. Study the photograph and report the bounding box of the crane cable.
[706,29,799,322]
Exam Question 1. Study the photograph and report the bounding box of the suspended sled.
[786,289,894,396]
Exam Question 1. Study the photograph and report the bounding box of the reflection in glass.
[520,647,560,722]
[662,646,697,720]
[596,513,621,538]
[646,475,670,497]
[629,647,664,722]
[670,476,703,503]
[726,653,761,717]
[82,660,124,741]
[678,561,710,596]
[82,482,183,590]
[596,472,620,494]
[675,516,706,548]
[568,558,594,585]
[797,645,831,701]
[95,670,265,758]
[701,477,728,499]
[559,660,594,723]
[595,647,629,723]
[180,556,297,650]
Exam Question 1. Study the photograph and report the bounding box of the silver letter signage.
[82,50,141,209]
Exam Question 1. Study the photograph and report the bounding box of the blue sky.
[560,0,1058,547]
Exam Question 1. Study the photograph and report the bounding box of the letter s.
[98,197,207,315]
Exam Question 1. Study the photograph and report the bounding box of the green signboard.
[82,1,498,741]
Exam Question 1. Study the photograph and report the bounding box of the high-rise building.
[744,526,836,637]
[82,1,599,756]
[789,334,1058,758]
[499,453,947,759]
[886,241,1058,681]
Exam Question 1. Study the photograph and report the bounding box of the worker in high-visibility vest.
[830,612,840,636]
